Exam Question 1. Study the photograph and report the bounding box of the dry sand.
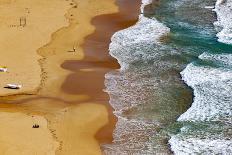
[37,0,118,101]
[0,0,141,154]
[0,100,110,155]
[0,112,58,155]
[0,0,71,96]
[0,0,119,154]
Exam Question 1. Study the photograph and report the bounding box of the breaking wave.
[109,15,170,70]
[103,1,186,154]
[214,0,232,44]
[179,61,232,122]
[170,2,232,151]
[103,0,232,154]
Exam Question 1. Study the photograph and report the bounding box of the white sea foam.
[108,0,232,154]
[141,0,153,13]
[103,64,184,154]
[169,121,232,154]
[214,0,232,44]
[179,62,232,122]
[110,16,169,46]
[169,134,232,155]
[169,52,232,154]
[216,0,226,6]
[199,52,232,67]
[109,14,170,70]
[204,6,215,9]
[105,1,173,154]
[102,116,166,155]
[109,16,170,70]
[142,0,153,6]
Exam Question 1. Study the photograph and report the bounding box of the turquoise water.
[103,0,232,154]
[153,0,232,154]
[154,0,232,58]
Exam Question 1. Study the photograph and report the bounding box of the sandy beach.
[0,0,140,154]
[0,0,70,96]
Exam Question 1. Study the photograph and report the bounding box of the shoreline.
[61,0,142,144]
[0,0,141,154]
[214,0,232,44]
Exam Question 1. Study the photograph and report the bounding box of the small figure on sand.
[68,45,77,52]
[19,17,27,27]
[4,84,22,89]
[32,124,40,128]
[0,66,7,72]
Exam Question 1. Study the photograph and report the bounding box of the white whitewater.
[179,61,232,122]
[169,0,232,154]
[170,54,232,154]
[104,0,232,154]
[214,0,232,44]
[103,0,171,154]
[109,15,170,70]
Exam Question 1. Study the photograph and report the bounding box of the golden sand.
[0,112,58,155]
[0,0,70,96]
[0,0,141,154]
[54,104,109,155]
[0,0,118,154]
[0,99,110,155]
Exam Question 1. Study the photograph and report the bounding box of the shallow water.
[104,0,232,154]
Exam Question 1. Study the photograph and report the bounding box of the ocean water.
[214,0,232,44]
[103,0,232,154]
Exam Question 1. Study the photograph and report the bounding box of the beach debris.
[205,6,215,9]
[68,45,77,52]
[25,8,30,14]
[216,0,226,5]
[0,66,7,72]
[4,84,22,89]
[32,124,40,128]
[19,17,27,27]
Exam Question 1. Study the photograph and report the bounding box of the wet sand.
[0,0,141,154]
[61,0,141,144]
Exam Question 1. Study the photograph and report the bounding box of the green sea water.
[103,0,232,154]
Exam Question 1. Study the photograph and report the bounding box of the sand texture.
[0,0,71,96]
[0,0,119,154]
[0,112,58,155]
[0,0,140,154]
